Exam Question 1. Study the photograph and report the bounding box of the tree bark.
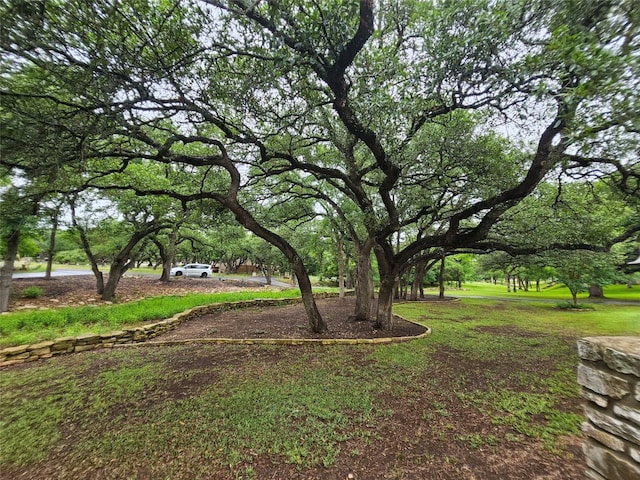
[101,235,153,301]
[438,257,446,299]
[70,201,104,295]
[336,234,345,299]
[102,259,130,301]
[264,264,272,285]
[375,274,396,330]
[293,256,326,332]
[588,284,605,298]
[373,245,397,330]
[160,227,178,282]
[223,199,326,332]
[409,260,427,301]
[352,238,373,321]
[0,230,20,312]
[44,213,58,280]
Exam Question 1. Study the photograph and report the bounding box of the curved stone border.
[0,294,430,366]
[121,314,431,348]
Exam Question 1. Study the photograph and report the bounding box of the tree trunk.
[265,264,272,285]
[70,199,104,294]
[292,257,327,332]
[101,235,153,301]
[336,234,345,299]
[158,243,170,281]
[78,226,104,294]
[45,214,58,280]
[438,257,445,299]
[345,268,354,289]
[588,284,605,298]
[159,227,178,282]
[102,263,126,301]
[373,244,397,330]
[0,230,20,312]
[409,262,425,301]
[212,156,326,332]
[223,199,326,332]
[375,274,396,330]
[352,238,373,321]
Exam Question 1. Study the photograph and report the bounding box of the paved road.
[12,270,292,288]
[223,275,292,288]
[12,269,94,279]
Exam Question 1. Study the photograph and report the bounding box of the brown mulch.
[156,296,427,341]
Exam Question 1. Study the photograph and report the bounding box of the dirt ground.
[10,274,261,310]
[5,275,585,479]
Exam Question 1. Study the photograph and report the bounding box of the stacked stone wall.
[577,336,640,480]
[0,294,341,366]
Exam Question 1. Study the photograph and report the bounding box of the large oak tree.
[1,0,637,328]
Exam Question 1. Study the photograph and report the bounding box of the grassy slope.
[0,290,301,347]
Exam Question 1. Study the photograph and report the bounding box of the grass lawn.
[0,289,302,347]
[438,281,640,302]
[1,297,637,479]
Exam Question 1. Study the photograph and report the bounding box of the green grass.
[20,286,44,298]
[394,298,638,451]
[437,281,640,302]
[0,363,84,465]
[0,289,301,347]
[0,346,385,477]
[395,298,640,337]
[84,357,380,472]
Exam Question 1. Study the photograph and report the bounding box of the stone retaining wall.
[0,295,339,367]
[577,336,640,480]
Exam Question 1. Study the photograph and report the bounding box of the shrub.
[21,286,44,299]
[555,301,595,311]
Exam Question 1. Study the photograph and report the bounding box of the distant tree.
[247,236,287,285]
[68,190,170,300]
[550,251,620,305]
[0,187,39,311]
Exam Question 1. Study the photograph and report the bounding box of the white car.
[170,263,213,278]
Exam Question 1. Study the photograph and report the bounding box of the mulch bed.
[10,275,426,340]
[156,297,427,341]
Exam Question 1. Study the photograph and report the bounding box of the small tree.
[551,251,619,306]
